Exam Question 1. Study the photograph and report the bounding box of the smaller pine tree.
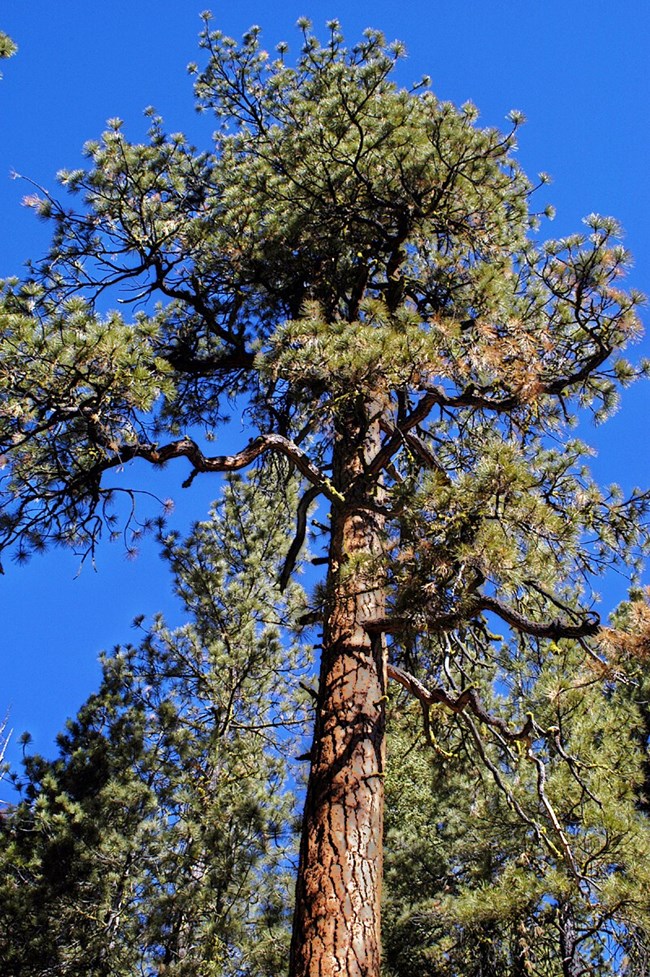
[0,470,311,976]
[382,629,650,977]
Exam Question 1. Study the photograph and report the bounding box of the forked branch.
[93,433,343,503]
[387,662,534,744]
[387,662,584,879]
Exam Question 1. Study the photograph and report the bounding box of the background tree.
[382,633,650,976]
[0,712,10,786]
[0,18,648,976]
[0,470,309,976]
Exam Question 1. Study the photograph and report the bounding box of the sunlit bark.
[290,406,387,977]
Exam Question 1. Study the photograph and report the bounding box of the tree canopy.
[0,19,645,563]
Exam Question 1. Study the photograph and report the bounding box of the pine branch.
[280,485,321,592]
[387,662,534,744]
[387,662,585,881]
[477,595,600,640]
[367,393,438,475]
[164,346,256,376]
[418,343,613,415]
[88,434,343,504]
[367,596,600,641]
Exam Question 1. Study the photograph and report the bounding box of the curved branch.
[86,433,343,504]
[476,595,600,640]
[367,596,600,641]
[387,663,534,744]
[280,485,322,592]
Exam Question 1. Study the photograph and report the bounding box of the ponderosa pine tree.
[0,18,648,976]
[0,470,308,976]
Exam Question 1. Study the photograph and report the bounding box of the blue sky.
[1,1,649,790]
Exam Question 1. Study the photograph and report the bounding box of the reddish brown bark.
[289,407,387,977]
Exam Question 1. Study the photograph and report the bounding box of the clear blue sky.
[1,1,649,791]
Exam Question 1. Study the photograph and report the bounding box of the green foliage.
[0,18,646,567]
[0,32,16,57]
[0,471,310,975]
[0,31,16,78]
[0,16,649,976]
[0,296,174,561]
[382,636,650,976]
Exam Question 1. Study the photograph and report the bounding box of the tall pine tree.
[0,18,648,975]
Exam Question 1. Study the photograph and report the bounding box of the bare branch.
[387,662,534,743]
[91,434,343,504]
[366,392,438,475]
[280,485,321,592]
[367,596,600,641]
[387,662,584,880]
[477,596,600,640]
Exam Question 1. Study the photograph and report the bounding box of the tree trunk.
[289,405,387,977]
